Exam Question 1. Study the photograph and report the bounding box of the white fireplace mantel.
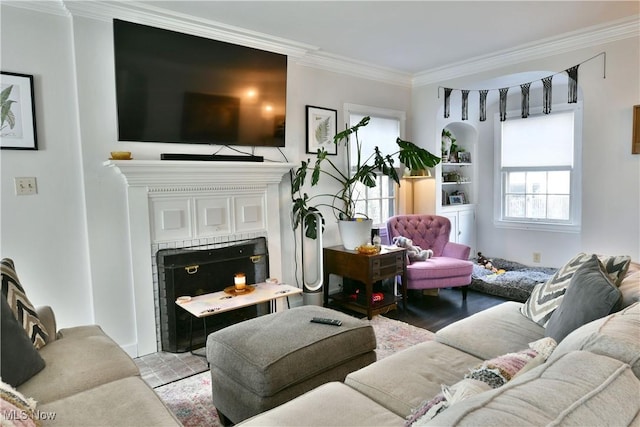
[104,159,295,187]
[105,159,294,356]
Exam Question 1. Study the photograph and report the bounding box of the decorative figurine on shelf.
[392,236,433,262]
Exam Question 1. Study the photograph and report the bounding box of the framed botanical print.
[1,72,38,150]
[306,105,337,155]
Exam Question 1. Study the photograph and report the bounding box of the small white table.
[176,282,303,352]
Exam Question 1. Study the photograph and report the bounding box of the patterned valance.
[440,52,606,122]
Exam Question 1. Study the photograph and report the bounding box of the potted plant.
[291,116,441,249]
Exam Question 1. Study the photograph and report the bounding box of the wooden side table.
[323,245,407,319]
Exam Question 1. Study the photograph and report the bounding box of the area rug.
[470,257,557,302]
[155,315,434,427]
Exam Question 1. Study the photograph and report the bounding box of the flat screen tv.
[113,19,287,147]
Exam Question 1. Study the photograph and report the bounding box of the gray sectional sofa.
[240,261,640,426]
[15,306,181,427]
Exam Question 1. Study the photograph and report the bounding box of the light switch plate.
[15,177,37,195]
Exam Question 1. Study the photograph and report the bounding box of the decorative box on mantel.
[104,159,294,356]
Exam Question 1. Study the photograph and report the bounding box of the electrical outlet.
[15,177,37,195]
[532,252,541,263]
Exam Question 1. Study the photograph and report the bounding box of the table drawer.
[372,254,405,280]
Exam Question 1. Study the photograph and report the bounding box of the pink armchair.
[386,214,473,300]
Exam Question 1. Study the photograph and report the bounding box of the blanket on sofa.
[470,258,557,302]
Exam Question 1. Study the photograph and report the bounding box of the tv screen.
[113,19,287,147]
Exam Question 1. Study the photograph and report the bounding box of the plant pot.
[338,219,373,250]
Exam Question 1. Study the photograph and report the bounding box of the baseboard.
[121,342,140,358]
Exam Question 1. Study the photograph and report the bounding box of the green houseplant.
[291,116,441,247]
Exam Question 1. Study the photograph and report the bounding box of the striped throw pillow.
[1,258,49,349]
[520,252,631,327]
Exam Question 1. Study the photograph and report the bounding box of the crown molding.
[292,51,413,88]
[1,0,69,17]
[61,0,412,87]
[5,1,638,89]
[62,0,316,58]
[412,15,640,88]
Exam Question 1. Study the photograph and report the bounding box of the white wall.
[413,38,640,267]
[2,4,637,355]
[0,6,93,327]
[1,4,411,354]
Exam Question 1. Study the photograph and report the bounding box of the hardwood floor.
[330,287,509,332]
[386,288,508,331]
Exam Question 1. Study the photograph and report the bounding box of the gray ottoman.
[206,305,377,424]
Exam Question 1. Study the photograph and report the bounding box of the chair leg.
[461,286,468,301]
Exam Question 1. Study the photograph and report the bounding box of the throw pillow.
[520,253,631,327]
[463,339,553,388]
[1,296,46,387]
[405,337,557,426]
[1,259,48,349]
[545,255,622,342]
[0,380,39,427]
[404,379,491,426]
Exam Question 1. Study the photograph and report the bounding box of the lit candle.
[234,273,246,292]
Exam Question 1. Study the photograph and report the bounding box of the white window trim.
[343,103,406,139]
[493,102,582,233]
[343,103,406,226]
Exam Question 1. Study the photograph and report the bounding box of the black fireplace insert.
[156,237,269,352]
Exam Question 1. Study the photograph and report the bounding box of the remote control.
[310,317,342,326]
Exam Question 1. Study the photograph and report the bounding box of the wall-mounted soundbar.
[161,153,264,162]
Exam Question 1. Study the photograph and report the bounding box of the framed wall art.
[306,105,337,155]
[1,72,38,150]
[457,151,471,163]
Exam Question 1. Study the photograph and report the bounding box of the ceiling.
[143,1,639,75]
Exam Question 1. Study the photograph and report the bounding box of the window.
[495,104,582,232]
[345,104,405,227]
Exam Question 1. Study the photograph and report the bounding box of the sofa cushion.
[406,257,473,280]
[239,382,405,427]
[545,254,622,342]
[345,340,482,418]
[423,351,640,426]
[520,253,631,327]
[17,325,139,404]
[435,301,544,360]
[405,337,556,425]
[1,258,49,348]
[0,296,45,387]
[405,379,491,426]
[37,376,180,426]
[548,302,640,378]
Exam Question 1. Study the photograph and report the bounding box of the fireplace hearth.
[157,237,269,352]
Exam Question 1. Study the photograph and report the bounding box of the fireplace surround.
[106,160,294,356]
[157,237,268,352]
